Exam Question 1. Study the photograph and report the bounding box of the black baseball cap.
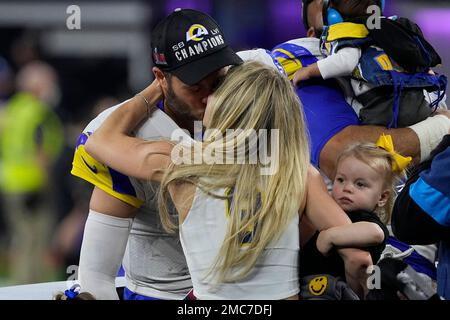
[151,9,243,85]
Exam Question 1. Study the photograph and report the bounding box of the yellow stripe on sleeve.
[71,145,144,208]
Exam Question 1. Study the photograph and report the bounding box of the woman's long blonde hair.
[158,61,310,283]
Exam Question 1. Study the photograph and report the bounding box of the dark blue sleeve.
[410,144,450,227]
[297,81,360,167]
[392,135,450,244]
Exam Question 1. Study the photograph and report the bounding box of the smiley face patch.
[308,276,328,296]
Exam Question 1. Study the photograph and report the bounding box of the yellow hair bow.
[376,134,412,173]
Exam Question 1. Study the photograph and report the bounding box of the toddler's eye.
[356,182,366,188]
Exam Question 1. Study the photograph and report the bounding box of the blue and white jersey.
[72,103,193,300]
[272,38,360,167]
[410,146,450,223]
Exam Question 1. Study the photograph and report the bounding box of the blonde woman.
[86,61,371,299]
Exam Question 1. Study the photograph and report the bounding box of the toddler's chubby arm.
[292,63,321,85]
[316,222,385,256]
[293,47,361,86]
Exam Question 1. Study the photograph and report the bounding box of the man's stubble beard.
[165,81,199,122]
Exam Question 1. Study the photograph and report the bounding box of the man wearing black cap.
[71,9,242,300]
[150,8,242,134]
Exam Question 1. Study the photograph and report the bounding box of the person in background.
[0,61,64,284]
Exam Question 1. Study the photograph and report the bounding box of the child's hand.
[316,230,334,256]
[293,68,311,86]
[293,63,322,86]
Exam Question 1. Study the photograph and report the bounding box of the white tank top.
[180,187,300,300]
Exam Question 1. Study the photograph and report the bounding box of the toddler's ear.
[377,190,390,208]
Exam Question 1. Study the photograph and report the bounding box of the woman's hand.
[137,79,164,118]
[142,79,163,104]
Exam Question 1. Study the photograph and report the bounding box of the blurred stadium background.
[0,0,448,287]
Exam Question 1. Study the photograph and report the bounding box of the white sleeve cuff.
[78,210,133,300]
[408,115,450,162]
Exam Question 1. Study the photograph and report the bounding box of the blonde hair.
[335,142,406,224]
[158,61,310,283]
